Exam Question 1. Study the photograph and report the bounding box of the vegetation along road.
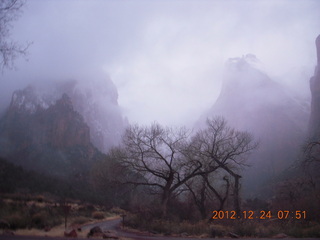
[2,218,316,240]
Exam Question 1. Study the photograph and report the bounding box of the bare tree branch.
[0,0,31,71]
[189,117,258,216]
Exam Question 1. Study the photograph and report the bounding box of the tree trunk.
[200,204,207,220]
[218,176,230,211]
[199,177,207,219]
[213,159,242,218]
[161,173,174,218]
[161,193,169,218]
[233,174,241,217]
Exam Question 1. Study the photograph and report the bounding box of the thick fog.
[1,0,320,127]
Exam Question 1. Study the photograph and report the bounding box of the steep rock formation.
[2,77,127,153]
[61,79,127,152]
[48,94,90,148]
[309,34,320,140]
[0,87,104,178]
[200,54,308,197]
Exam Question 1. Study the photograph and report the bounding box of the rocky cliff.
[63,78,127,152]
[308,34,320,140]
[1,77,126,153]
[0,87,104,178]
[200,54,308,197]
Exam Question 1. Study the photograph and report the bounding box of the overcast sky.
[1,0,320,126]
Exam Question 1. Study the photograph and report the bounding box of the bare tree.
[186,172,230,220]
[115,119,257,218]
[116,123,218,217]
[190,117,258,217]
[204,174,230,212]
[186,175,208,220]
[0,0,29,70]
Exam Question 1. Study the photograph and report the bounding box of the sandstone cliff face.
[47,94,91,148]
[200,54,308,197]
[308,34,320,140]
[5,78,126,153]
[0,87,104,178]
[63,79,126,152]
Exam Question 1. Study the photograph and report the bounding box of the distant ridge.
[0,86,105,179]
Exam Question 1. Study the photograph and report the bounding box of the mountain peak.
[10,85,55,114]
[200,53,308,194]
[226,54,263,73]
[219,54,274,103]
[7,78,126,152]
[0,91,102,178]
[56,93,73,110]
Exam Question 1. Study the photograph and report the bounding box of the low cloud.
[1,0,320,126]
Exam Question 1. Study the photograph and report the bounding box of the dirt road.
[1,218,317,240]
[80,218,318,240]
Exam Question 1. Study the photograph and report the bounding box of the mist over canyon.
[0,45,316,199]
[1,3,320,235]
